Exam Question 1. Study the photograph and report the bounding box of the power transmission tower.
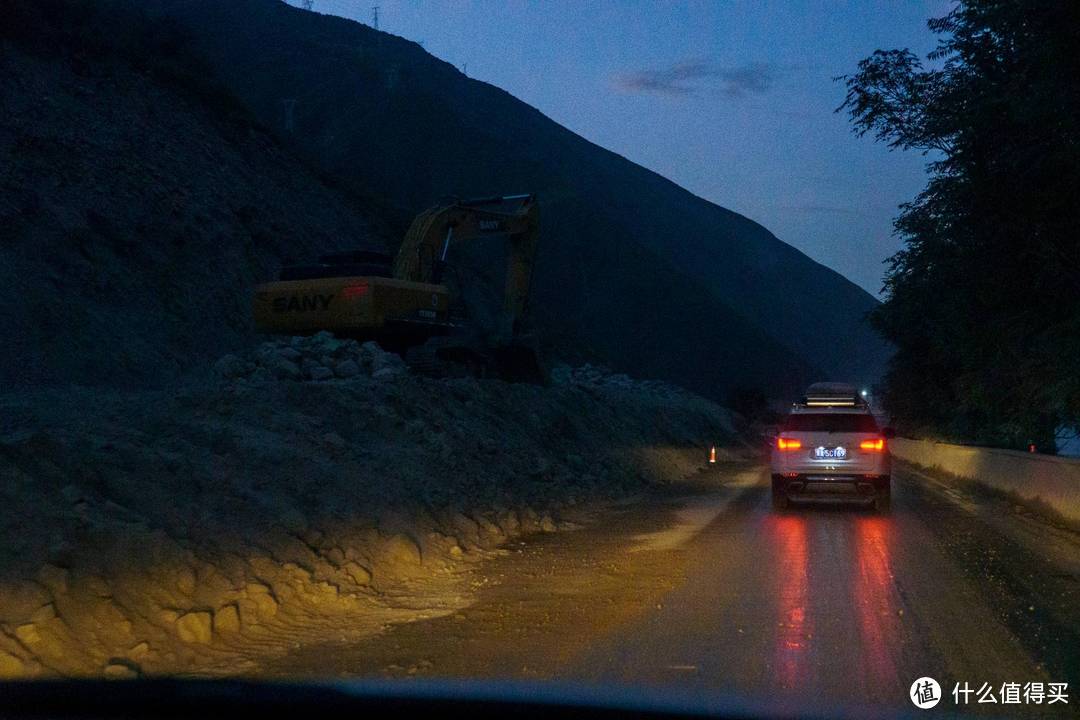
[281,98,297,133]
[299,0,313,9]
[371,5,380,30]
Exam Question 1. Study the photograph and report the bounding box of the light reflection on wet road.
[854,515,898,689]
[771,514,810,690]
[572,469,1067,712]
[269,464,1080,716]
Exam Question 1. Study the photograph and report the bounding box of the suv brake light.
[859,438,885,451]
[777,437,802,451]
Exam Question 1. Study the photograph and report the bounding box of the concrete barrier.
[891,438,1080,524]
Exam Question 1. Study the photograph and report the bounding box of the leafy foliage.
[839,0,1080,450]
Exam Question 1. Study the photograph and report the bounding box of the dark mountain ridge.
[2,0,887,399]
[140,0,888,398]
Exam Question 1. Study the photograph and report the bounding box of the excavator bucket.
[404,336,546,384]
[488,342,547,385]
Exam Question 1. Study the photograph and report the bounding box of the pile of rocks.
[213,332,407,382]
[551,363,694,401]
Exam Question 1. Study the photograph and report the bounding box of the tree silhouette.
[838,0,1080,450]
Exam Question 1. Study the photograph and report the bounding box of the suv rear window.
[783,413,880,433]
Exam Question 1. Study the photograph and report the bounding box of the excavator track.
[404,337,545,384]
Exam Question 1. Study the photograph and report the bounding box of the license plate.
[814,446,847,459]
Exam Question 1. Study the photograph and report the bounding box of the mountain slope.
[0,4,384,386]
[141,0,888,396]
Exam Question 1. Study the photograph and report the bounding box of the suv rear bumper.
[772,473,889,502]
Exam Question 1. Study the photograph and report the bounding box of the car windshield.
[783,413,880,433]
[3,1,1078,719]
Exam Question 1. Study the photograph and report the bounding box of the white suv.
[769,383,893,511]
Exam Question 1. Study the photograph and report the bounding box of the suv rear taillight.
[777,437,802,451]
[859,438,885,451]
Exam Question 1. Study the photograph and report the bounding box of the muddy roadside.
[261,462,765,679]
[0,356,745,678]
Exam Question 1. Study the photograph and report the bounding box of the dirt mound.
[0,362,738,678]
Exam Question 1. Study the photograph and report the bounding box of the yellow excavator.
[253,194,543,381]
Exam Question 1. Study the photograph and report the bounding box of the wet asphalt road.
[271,462,1080,716]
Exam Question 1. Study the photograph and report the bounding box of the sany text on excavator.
[252,194,544,382]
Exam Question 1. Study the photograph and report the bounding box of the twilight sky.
[303,0,953,296]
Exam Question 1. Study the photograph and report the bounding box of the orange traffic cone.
[709,446,717,464]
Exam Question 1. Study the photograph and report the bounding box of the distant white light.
[860,389,868,397]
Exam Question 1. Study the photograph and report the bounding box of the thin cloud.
[613,60,778,98]
[781,204,867,217]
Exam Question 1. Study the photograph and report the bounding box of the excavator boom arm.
[392,194,539,338]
